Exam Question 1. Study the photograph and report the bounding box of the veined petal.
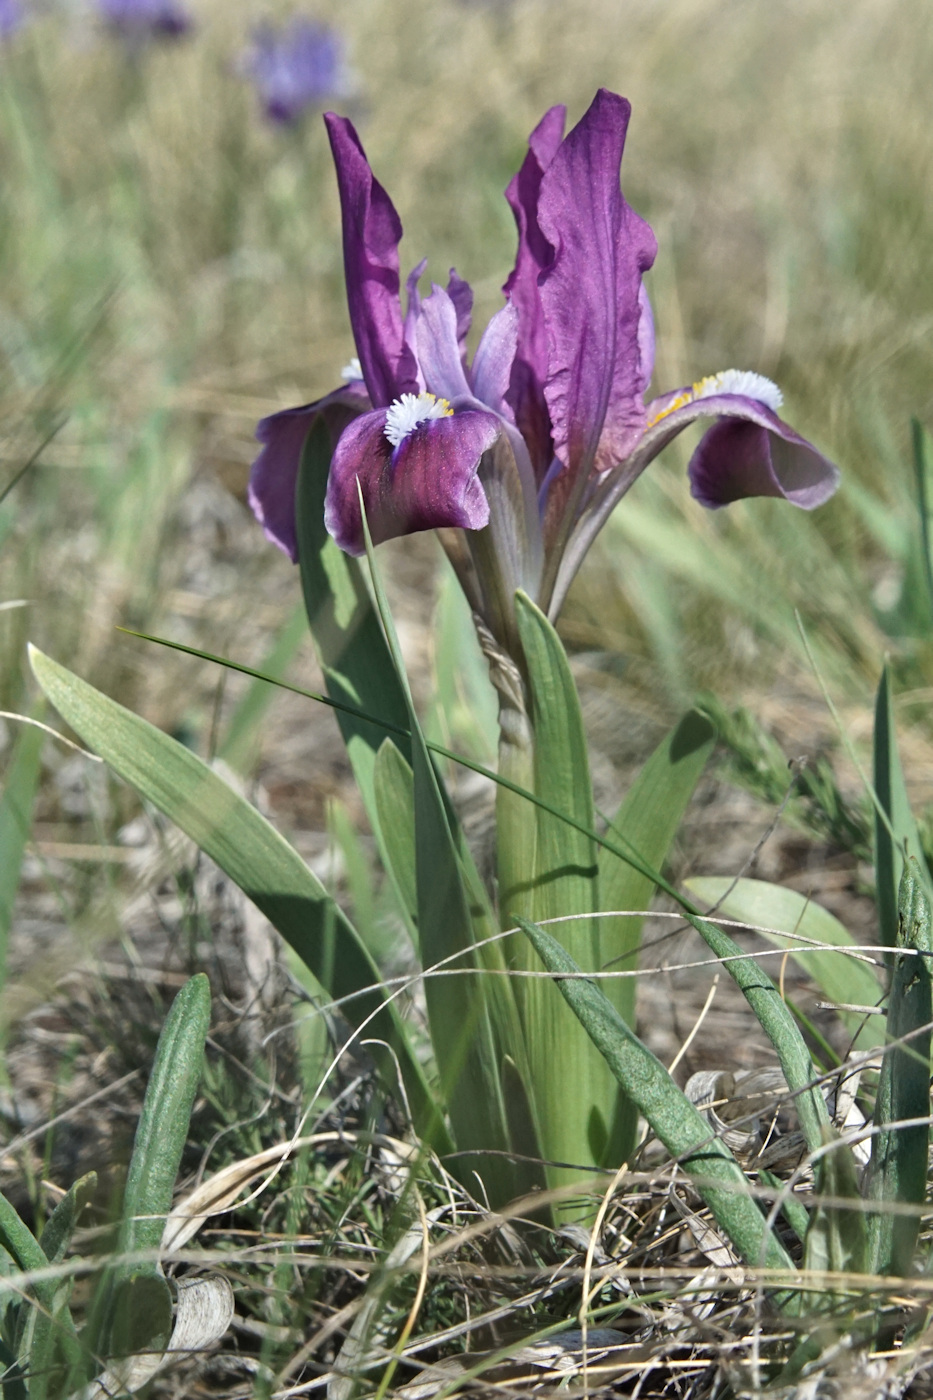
[249,384,369,562]
[503,103,566,481]
[686,399,840,509]
[636,282,655,395]
[471,302,518,417]
[324,407,499,555]
[324,113,419,406]
[415,285,472,403]
[538,89,657,481]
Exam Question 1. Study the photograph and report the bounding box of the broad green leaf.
[685,876,885,1050]
[219,601,307,774]
[28,645,447,1151]
[296,420,411,829]
[867,859,933,1277]
[874,665,932,951]
[519,916,796,1289]
[601,710,716,1031]
[93,975,210,1362]
[0,718,44,999]
[511,591,618,1181]
[119,974,211,1273]
[361,514,521,1204]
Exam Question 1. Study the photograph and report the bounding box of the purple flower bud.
[98,0,193,43]
[243,18,351,126]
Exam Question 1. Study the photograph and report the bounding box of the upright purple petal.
[538,89,657,489]
[249,384,369,562]
[324,114,420,408]
[414,286,471,403]
[324,409,499,555]
[502,104,566,481]
[471,303,518,416]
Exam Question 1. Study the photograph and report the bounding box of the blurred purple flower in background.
[98,0,192,43]
[0,0,26,39]
[243,17,351,125]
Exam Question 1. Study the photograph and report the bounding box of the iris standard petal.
[415,286,472,403]
[471,303,519,417]
[324,114,419,407]
[537,89,657,482]
[502,104,566,481]
[249,385,369,561]
[324,407,499,555]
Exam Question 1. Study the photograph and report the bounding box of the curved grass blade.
[685,876,885,1050]
[518,915,796,1287]
[28,645,448,1152]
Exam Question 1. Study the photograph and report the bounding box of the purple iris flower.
[0,0,26,38]
[250,90,839,637]
[243,19,351,126]
[98,0,192,42]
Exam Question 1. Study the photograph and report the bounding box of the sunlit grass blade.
[685,876,885,1049]
[866,859,933,1277]
[28,644,448,1151]
[873,665,932,951]
[517,914,796,1286]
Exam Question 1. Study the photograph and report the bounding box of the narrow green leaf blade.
[519,916,795,1284]
[0,719,44,997]
[28,645,447,1149]
[867,858,933,1277]
[685,876,885,1049]
[512,591,617,1179]
[360,514,518,1202]
[296,419,412,824]
[219,601,307,774]
[38,1173,96,1265]
[874,665,932,950]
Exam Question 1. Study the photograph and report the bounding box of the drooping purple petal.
[414,286,471,403]
[538,88,657,494]
[446,269,473,365]
[503,104,565,481]
[687,405,840,509]
[324,408,499,555]
[324,114,420,408]
[249,384,369,562]
[548,387,840,621]
[471,303,518,416]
